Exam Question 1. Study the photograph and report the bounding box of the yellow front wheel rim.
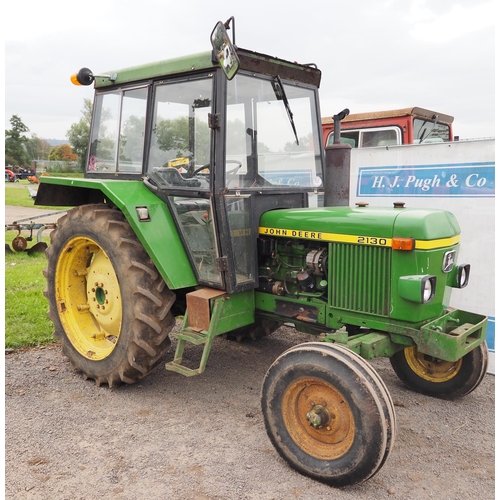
[404,346,462,383]
[282,377,355,460]
[55,236,122,360]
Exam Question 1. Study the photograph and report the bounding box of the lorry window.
[147,77,213,187]
[413,118,450,143]
[225,74,322,189]
[326,127,400,148]
[88,87,148,173]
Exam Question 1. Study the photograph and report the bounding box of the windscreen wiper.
[273,76,299,146]
[418,114,439,144]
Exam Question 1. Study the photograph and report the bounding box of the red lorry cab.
[322,107,454,148]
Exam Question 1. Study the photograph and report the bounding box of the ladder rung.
[173,329,208,345]
[164,361,201,377]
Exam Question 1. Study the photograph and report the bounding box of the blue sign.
[263,170,315,187]
[357,162,495,198]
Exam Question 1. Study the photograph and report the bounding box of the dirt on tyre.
[261,342,393,486]
[44,204,176,387]
[389,342,489,399]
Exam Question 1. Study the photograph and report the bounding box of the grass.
[5,179,75,209]
[4,174,84,349]
[4,232,56,349]
[4,182,38,206]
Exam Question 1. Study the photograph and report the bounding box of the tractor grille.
[331,243,392,316]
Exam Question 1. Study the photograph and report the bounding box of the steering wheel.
[191,160,243,178]
[192,163,210,176]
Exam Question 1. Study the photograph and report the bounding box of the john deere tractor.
[36,19,488,487]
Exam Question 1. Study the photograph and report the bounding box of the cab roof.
[94,48,322,89]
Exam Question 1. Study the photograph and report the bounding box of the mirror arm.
[223,16,236,46]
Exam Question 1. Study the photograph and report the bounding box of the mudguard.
[36,177,197,289]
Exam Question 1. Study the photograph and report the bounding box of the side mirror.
[210,20,240,80]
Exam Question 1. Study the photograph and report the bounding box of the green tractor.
[37,19,488,487]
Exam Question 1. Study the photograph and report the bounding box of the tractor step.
[165,288,226,377]
[164,360,206,377]
[172,328,208,345]
[164,287,255,377]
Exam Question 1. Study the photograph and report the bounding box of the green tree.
[67,98,92,171]
[120,115,146,163]
[5,115,31,167]
[48,144,78,162]
[284,133,313,152]
[26,135,52,161]
[156,116,190,154]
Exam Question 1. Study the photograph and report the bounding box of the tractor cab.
[74,21,324,293]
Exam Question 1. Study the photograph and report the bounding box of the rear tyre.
[261,342,393,486]
[389,342,489,399]
[44,204,176,387]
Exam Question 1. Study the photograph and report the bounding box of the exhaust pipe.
[324,109,351,207]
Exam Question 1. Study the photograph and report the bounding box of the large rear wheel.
[389,342,489,399]
[44,204,176,387]
[261,342,394,486]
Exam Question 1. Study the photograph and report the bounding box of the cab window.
[225,74,323,189]
[88,86,148,174]
[147,76,213,189]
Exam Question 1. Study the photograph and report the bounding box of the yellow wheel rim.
[282,377,355,460]
[55,236,122,360]
[404,346,462,382]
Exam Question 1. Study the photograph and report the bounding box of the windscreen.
[225,74,323,189]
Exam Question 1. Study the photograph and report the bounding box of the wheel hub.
[55,236,122,360]
[282,377,355,460]
[306,404,331,429]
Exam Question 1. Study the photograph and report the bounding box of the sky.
[3,0,496,142]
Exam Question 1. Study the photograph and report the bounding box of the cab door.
[146,73,229,290]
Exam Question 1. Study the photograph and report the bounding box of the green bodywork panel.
[95,52,215,88]
[259,205,461,240]
[37,177,197,289]
[259,205,462,323]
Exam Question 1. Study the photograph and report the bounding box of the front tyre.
[261,342,393,486]
[389,342,489,399]
[44,204,176,387]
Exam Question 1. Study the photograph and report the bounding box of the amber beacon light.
[70,67,117,86]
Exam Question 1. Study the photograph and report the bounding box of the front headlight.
[422,278,435,302]
[399,275,437,303]
[457,264,470,288]
[447,264,470,289]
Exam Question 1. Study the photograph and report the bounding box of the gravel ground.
[5,324,495,500]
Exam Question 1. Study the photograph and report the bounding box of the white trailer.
[348,138,495,372]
